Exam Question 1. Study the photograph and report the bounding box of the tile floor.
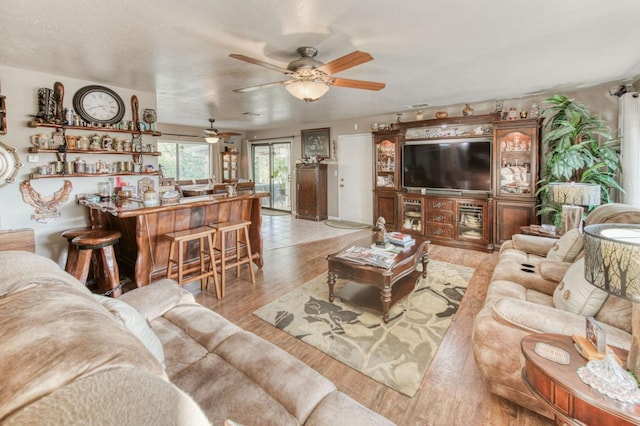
[261,212,365,250]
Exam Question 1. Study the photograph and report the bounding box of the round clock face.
[73,85,125,125]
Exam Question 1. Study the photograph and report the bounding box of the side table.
[521,333,640,425]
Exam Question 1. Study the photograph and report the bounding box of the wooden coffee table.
[326,235,429,323]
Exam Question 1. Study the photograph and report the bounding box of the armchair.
[472,203,640,418]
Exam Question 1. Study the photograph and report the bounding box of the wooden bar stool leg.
[178,240,185,286]
[167,240,176,280]
[219,230,227,298]
[235,229,241,277]
[242,225,256,284]
[198,236,207,291]
[207,231,221,298]
[96,245,122,297]
[74,249,94,284]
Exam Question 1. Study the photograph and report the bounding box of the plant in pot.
[536,94,623,227]
[272,164,289,196]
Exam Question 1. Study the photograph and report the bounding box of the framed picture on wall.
[301,127,330,159]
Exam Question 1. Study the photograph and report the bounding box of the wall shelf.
[28,120,162,136]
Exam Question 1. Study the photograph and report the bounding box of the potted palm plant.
[537,94,622,226]
[272,164,289,196]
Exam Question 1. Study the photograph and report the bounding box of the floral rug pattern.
[253,260,474,397]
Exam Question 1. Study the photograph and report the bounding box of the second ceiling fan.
[203,118,240,143]
[229,46,385,102]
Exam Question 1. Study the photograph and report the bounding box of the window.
[158,140,211,180]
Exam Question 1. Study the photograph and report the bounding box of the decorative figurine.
[373,216,388,246]
[463,103,474,116]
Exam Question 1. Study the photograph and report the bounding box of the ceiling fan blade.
[331,77,385,91]
[218,132,241,137]
[233,80,290,93]
[317,51,373,75]
[229,54,291,74]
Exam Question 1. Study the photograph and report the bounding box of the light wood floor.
[194,224,553,426]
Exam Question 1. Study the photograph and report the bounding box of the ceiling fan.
[203,118,240,143]
[229,46,385,102]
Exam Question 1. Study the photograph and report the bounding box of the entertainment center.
[373,113,541,252]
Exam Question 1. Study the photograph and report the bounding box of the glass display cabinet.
[494,121,539,197]
[375,138,397,189]
[401,196,424,233]
[458,201,485,241]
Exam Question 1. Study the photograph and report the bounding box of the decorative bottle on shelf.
[462,103,474,116]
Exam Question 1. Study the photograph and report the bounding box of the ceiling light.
[285,80,330,103]
[205,136,220,143]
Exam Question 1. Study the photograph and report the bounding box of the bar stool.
[62,226,94,274]
[70,229,123,297]
[165,226,220,298]
[209,220,255,298]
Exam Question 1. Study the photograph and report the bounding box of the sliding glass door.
[252,141,291,211]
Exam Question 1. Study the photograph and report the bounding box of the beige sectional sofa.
[472,203,640,418]
[0,250,393,426]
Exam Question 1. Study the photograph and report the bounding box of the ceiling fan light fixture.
[286,80,330,102]
[205,136,220,143]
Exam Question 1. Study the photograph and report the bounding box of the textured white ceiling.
[1,0,639,132]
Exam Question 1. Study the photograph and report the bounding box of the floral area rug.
[253,260,474,397]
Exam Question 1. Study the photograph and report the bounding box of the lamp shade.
[285,80,330,102]
[548,182,601,206]
[205,136,219,144]
[584,224,640,301]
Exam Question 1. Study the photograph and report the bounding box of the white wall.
[0,65,158,264]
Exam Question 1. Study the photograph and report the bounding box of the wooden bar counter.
[83,191,268,287]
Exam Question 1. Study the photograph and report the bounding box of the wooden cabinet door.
[495,200,536,245]
[296,164,327,221]
[373,191,399,230]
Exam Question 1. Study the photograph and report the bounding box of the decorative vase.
[435,111,448,119]
[415,110,424,121]
[463,103,474,116]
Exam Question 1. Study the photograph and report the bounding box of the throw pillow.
[94,295,166,368]
[546,228,584,262]
[553,258,608,316]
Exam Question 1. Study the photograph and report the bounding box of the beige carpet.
[254,260,474,397]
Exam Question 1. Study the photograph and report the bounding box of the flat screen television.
[402,138,492,193]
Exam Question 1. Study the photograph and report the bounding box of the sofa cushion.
[553,258,608,316]
[0,285,166,422]
[546,229,583,262]
[2,369,210,426]
[118,278,192,321]
[94,294,166,368]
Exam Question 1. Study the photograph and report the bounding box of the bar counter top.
[81,190,267,217]
[83,191,267,287]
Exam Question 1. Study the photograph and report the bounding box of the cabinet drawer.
[427,199,454,211]
[426,224,453,239]
[426,211,454,224]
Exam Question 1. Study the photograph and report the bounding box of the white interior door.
[338,134,373,224]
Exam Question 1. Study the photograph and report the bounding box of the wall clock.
[73,85,125,125]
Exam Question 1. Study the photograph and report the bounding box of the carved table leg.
[327,271,336,302]
[381,286,391,323]
[421,251,429,279]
